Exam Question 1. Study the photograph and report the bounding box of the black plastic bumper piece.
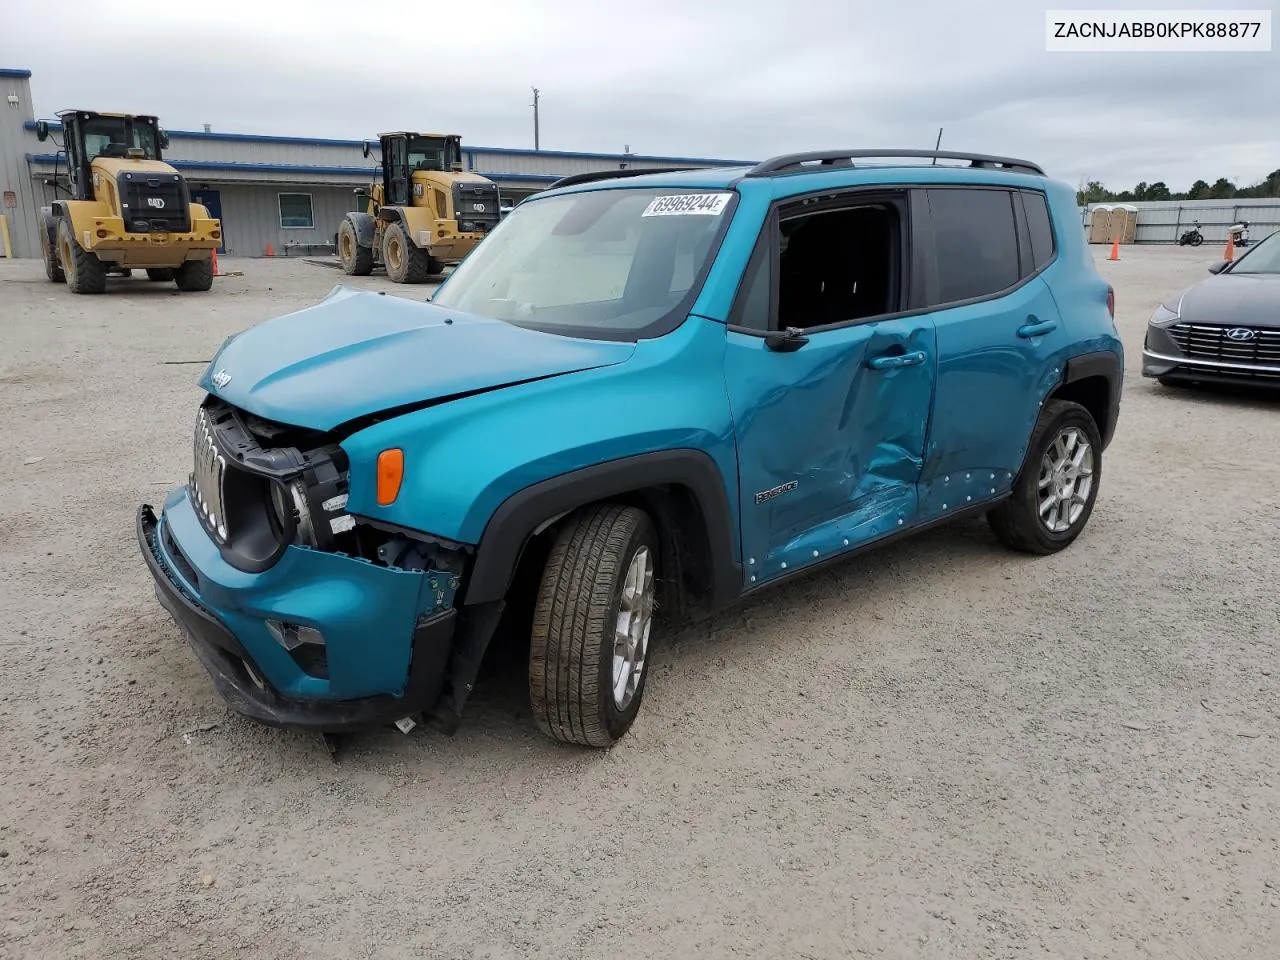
[136,504,456,732]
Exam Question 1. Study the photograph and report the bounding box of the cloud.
[4,0,1276,191]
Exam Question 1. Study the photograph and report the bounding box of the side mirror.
[1208,260,1230,274]
[35,120,49,142]
[765,326,809,352]
[159,129,170,149]
[362,141,372,159]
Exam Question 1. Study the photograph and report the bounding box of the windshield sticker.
[641,193,733,217]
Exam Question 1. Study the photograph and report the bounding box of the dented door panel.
[724,315,937,586]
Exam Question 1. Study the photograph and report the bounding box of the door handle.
[867,350,926,370]
[1017,315,1059,338]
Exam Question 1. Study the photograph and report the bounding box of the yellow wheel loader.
[338,132,501,283]
[35,110,222,294]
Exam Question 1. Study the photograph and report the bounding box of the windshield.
[82,117,159,161]
[407,136,454,172]
[1229,230,1280,274]
[431,186,736,339]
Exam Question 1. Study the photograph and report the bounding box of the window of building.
[927,188,1020,304]
[278,193,314,229]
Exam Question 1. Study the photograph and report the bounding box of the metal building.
[0,68,751,260]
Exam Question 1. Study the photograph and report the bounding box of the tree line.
[1077,168,1280,205]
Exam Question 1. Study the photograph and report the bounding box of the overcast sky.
[3,0,1277,191]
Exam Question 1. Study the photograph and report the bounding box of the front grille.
[1168,323,1280,366]
[117,171,191,233]
[191,407,229,542]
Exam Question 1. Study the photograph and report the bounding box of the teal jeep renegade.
[138,149,1123,749]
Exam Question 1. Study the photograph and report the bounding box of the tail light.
[1106,286,1115,319]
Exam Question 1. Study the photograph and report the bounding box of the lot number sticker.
[642,193,733,217]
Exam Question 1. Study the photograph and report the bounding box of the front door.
[189,189,224,253]
[385,137,411,206]
[723,191,937,588]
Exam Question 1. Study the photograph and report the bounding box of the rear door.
[914,185,1071,517]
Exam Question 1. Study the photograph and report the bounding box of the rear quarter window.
[1021,190,1056,270]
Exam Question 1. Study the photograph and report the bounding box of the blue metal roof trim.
[1,68,33,78]
[467,144,756,165]
[23,153,564,182]
[21,120,751,166]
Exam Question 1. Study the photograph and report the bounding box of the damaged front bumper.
[137,489,456,731]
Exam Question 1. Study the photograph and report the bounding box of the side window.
[1021,190,1056,270]
[776,199,902,330]
[927,188,1020,304]
[730,235,772,331]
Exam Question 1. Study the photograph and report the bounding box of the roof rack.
[546,166,701,190]
[744,149,1045,178]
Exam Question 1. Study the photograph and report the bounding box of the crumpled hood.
[200,286,635,432]
[1177,272,1280,324]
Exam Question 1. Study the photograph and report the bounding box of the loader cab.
[36,110,170,201]
[364,132,464,206]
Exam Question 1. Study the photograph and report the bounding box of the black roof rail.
[546,166,703,190]
[744,149,1045,178]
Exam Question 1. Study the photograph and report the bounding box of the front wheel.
[529,504,659,748]
[1190,232,1203,247]
[56,218,107,294]
[987,399,1102,555]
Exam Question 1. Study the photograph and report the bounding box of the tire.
[56,218,107,294]
[529,504,659,748]
[987,399,1102,555]
[1190,233,1203,247]
[41,219,64,283]
[174,258,214,292]
[381,220,432,284]
[338,218,373,276]
[146,268,175,282]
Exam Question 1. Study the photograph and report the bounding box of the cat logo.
[146,197,166,209]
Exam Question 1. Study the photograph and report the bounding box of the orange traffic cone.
[211,248,220,277]
[1223,234,1234,261]
[1108,236,1120,261]
[265,243,274,257]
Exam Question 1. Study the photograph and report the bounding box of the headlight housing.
[1148,302,1180,326]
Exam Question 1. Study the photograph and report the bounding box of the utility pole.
[531,86,540,151]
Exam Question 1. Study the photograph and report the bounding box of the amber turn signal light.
[376,449,404,506]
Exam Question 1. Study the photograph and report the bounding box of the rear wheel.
[529,505,659,748]
[382,221,432,284]
[987,399,1102,555]
[146,268,175,282]
[338,218,373,275]
[174,257,214,292]
[56,218,107,294]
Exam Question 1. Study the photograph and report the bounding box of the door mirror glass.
[35,120,49,142]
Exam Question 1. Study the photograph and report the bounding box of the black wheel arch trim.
[1061,349,1122,448]
[461,449,742,609]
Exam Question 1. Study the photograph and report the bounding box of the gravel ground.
[1,247,1278,960]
